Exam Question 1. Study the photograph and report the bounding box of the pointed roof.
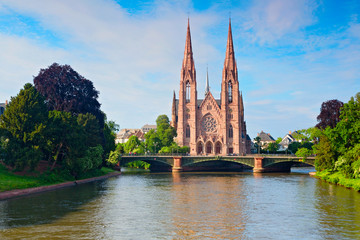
[240,91,244,115]
[224,18,236,70]
[205,67,210,96]
[182,19,195,70]
[172,90,176,114]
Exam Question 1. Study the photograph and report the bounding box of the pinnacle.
[182,19,195,70]
[224,18,236,70]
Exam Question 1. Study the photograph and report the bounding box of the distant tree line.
[106,114,189,169]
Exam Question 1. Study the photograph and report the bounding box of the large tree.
[316,99,344,129]
[0,83,48,169]
[33,63,104,127]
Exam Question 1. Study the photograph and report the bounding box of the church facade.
[171,20,251,156]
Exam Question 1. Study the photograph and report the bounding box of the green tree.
[288,142,301,154]
[314,133,337,172]
[265,142,279,153]
[295,147,313,160]
[254,136,261,153]
[77,113,102,148]
[0,83,48,170]
[47,110,86,171]
[103,119,117,159]
[144,115,176,153]
[124,135,143,153]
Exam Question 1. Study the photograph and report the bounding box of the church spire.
[171,90,177,129]
[182,18,195,71]
[224,18,236,70]
[240,91,244,116]
[205,66,210,96]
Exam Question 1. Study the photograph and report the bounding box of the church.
[171,19,251,156]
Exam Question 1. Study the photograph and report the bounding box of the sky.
[0,0,359,139]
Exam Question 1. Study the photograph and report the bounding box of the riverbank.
[0,171,121,201]
[314,170,360,192]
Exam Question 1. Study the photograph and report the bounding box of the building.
[141,124,157,134]
[278,131,296,151]
[255,131,275,148]
[171,19,251,156]
[115,129,145,144]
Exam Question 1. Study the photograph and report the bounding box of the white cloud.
[0,0,359,140]
[242,0,317,44]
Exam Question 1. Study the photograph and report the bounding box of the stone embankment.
[0,172,121,201]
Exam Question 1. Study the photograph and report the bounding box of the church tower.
[176,19,198,152]
[220,19,244,155]
[172,19,250,156]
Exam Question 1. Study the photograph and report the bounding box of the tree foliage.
[316,99,344,129]
[33,63,104,127]
[0,83,48,170]
[145,115,176,153]
[314,93,360,178]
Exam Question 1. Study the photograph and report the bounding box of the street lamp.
[154,142,158,154]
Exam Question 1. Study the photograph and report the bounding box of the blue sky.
[0,0,359,139]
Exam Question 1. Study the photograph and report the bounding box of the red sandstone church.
[171,20,251,156]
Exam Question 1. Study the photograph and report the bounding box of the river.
[1,167,360,239]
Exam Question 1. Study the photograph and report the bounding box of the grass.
[316,170,360,192]
[0,164,116,193]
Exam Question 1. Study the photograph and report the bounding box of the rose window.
[202,116,217,132]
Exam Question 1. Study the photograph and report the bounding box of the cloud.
[0,0,359,140]
[242,0,318,44]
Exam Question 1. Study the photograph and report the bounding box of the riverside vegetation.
[0,63,118,192]
[313,94,360,191]
[294,95,360,191]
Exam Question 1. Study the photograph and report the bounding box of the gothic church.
[171,20,251,156]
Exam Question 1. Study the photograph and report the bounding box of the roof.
[175,99,221,116]
[257,131,275,142]
[141,124,156,129]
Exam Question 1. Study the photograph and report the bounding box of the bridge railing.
[121,153,189,157]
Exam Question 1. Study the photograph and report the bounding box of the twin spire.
[183,18,236,94]
[182,19,195,71]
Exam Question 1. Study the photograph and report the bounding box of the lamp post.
[154,142,158,154]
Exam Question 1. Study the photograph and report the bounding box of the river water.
[0,167,360,240]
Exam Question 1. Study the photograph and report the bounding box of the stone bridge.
[119,155,315,173]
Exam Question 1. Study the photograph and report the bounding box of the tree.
[254,136,261,153]
[47,111,86,170]
[103,119,118,159]
[314,134,337,172]
[124,135,143,153]
[77,113,102,148]
[144,115,176,153]
[288,142,301,154]
[33,63,104,127]
[264,142,279,153]
[295,148,313,160]
[316,99,344,129]
[0,83,48,170]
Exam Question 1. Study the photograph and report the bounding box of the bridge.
[119,154,315,173]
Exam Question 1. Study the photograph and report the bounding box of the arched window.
[228,81,233,103]
[186,81,190,102]
[229,124,233,138]
[186,124,190,138]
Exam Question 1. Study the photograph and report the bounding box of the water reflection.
[1,168,360,239]
[0,182,107,230]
